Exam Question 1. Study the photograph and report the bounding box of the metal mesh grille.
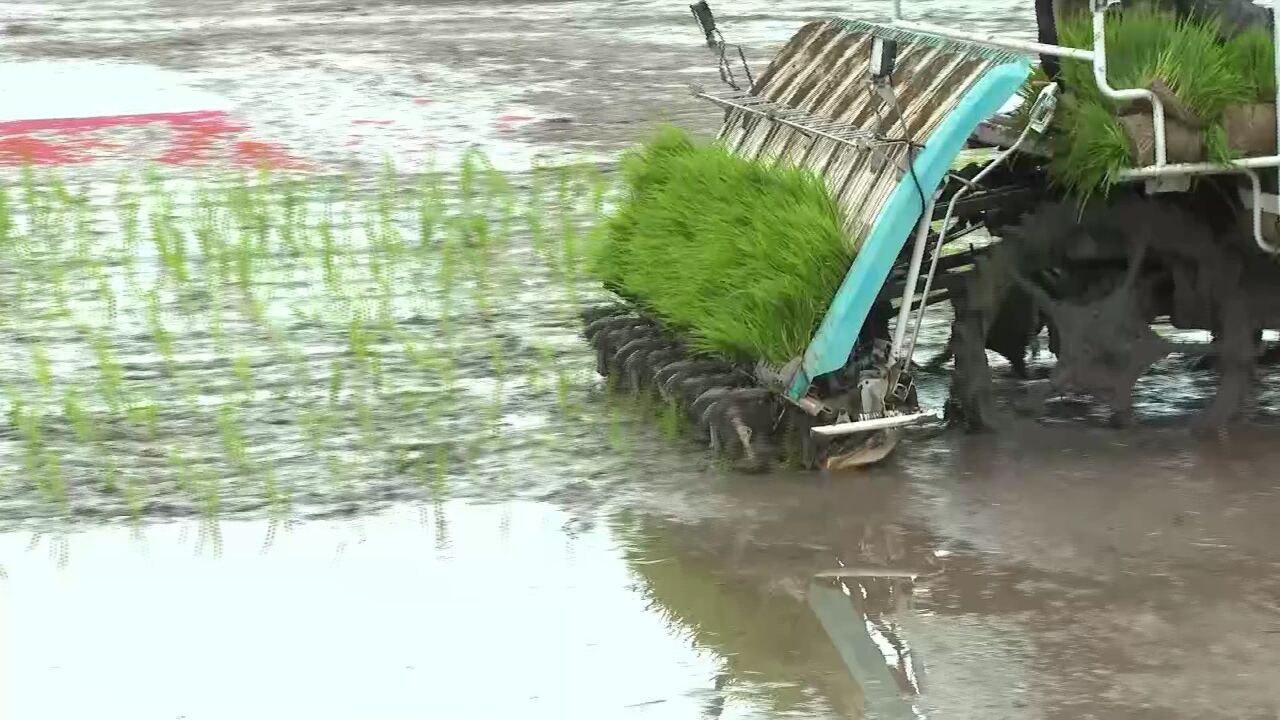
[715,19,1007,248]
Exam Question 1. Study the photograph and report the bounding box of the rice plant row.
[1036,3,1278,197]
[0,152,611,525]
[588,126,849,365]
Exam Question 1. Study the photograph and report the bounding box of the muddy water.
[0,0,1039,172]
[4,1,1280,719]
[3,501,859,719]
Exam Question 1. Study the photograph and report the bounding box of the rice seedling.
[1048,98,1136,196]
[8,387,41,460]
[87,326,125,413]
[123,472,149,523]
[437,348,458,396]
[657,397,685,441]
[30,343,54,396]
[116,174,142,252]
[280,178,302,257]
[71,186,94,261]
[526,164,551,261]
[459,149,481,216]
[94,270,118,323]
[233,232,255,294]
[243,291,270,330]
[62,388,96,446]
[168,447,194,494]
[125,397,161,442]
[430,443,450,492]
[554,166,580,282]
[552,354,573,417]
[0,183,12,248]
[18,167,42,251]
[38,454,68,511]
[1224,25,1277,100]
[591,124,849,364]
[0,146,608,522]
[47,260,71,320]
[216,403,250,472]
[328,359,345,405]
[209,302,230,357]
[377,160,406,256]
[262,465,291,520]
[145,289,177,375]
[1047,3,1276,196]
[251,169,274,255]
[605,395,630,454]
[525,351,547,396]
[485,381,504,436]
[355,394,379,453]
[325,454,351,494]
[417,171,445,248]
[232,352,255,396]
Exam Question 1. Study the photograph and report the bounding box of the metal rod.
[1241,168,1274,253]
[901,104,1043,365]
[814,567,924,579]
[812,411,938,436]
[890,19,1095,61]
[892,7,1170,169]
[1237,168,1280,254]
[1274,0,1279,231]
[890,193,938,361]
[695,91,876,150]
[1092,7,1166,166]
[1116,156,1280,177]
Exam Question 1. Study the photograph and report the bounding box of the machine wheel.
[580,302,910,471]
[948,195,1256,431]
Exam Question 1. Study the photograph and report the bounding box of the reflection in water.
[614,513,866,719]
[0,500,915,720]
[808,577,923,720]
[6,1,1280,717]
[2,501,768,720]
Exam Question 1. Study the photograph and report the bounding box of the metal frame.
[804,85,1058,442]
[811,410,938,436]
[890,0,1280,254]
[807,0,1280,440]
[693,86,881,147]
[686,2,1280,449]
[900,85,1058,368]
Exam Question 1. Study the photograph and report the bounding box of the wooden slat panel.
[715,19,1016,250]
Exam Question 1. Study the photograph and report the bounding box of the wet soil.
[3,1,1280,718]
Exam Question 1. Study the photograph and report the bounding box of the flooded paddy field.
[2,1,1280,718]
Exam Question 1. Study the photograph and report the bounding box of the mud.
[3,1,1280,718]
[5,501,857,720]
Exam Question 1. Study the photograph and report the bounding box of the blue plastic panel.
[787,59,1031,400]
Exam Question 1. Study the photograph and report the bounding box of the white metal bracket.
[1145,176,1191,195]
[1238,187,1280,216]
[811,410,940,437]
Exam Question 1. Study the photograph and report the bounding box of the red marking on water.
[413,97,432,106]
[0,109,306,169]
[496,114,535,123]
[0,110,233,135]
[233,140,305,170]
[0,134,121,165]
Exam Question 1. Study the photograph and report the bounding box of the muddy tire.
[949,195,1253,431]
[704,388,779,473]
[658,362,735,402]
[625,346,684,393]
[583,312,641,343]
[580,304,631,329]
